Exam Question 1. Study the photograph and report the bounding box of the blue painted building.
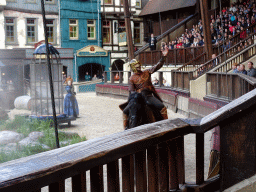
[60,0,110,83]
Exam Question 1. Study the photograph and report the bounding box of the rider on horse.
[120,45,169,129]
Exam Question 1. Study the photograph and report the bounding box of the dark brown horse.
[123,91,163,130]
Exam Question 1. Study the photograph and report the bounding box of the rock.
[18,138,50,150]
[18,137,37,146]
[0,131,23,145]
[28,131,44,141]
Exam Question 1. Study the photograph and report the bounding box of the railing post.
[159,72,163,87]
[72,173,86,192]
[147,146,159,192]
[111,71,114,84]
[135,151,147,191]
[196,133,204,185]
[119,71,123,84]
[49,180,65,192]
[104,71,107,83]
[168,139,180,191]
[158,142,169,191]
[122,155,134,192]
[107,160,120,192]
[90,166,103,192]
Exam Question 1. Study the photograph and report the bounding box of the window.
[135,0,141,8]
[120,0,123,5]
[5,18,16,44]
[46,19,55,43]
[104,0,112,4]
[26,0,36,3]
[45,0,55,4]
[103,20,111,44]
[26,18,37,44]
[134,22,141,44]
[119,21,126,33]
[69,19,79,40]
[87,20,96,40]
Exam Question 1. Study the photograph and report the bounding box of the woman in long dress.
[63,80,79,117]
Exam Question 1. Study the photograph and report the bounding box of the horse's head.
[125,92,145,129]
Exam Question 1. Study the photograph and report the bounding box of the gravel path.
[9,92,212,191]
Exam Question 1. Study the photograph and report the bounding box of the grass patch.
[0,116,86,163]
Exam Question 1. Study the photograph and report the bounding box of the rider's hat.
[129,59,141,73]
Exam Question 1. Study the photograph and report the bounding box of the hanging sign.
[119,32,127,46]
[77,45,108,57]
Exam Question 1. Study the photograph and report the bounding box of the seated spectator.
[198,37,204,46]
[114,73,119,81]
[184,38,191,48]
[152,77,159,85]
[85,72,91,81]
[176,39,183,48]
[240,26,247,40]
[163,79,170,86]
[232,63,239,73]
[92,74,98,81]
[247,61,256,77]
[238,64,247,74]
[161,42,167,50]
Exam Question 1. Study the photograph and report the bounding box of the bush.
[0,116,86,163]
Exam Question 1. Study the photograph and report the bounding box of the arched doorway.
[78,63,105,81]
[111,59,124,71]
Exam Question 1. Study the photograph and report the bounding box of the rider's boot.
[123,113,129,129]
[160,107,168,119]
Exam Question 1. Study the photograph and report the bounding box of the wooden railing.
[138,46,205,66]
[206,72,256,102]
[176,52,207,71]
[2,88,256,191]
[171,34,256,91]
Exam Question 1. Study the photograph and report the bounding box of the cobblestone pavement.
[21,92,211,192]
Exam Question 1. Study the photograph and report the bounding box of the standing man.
[148,33,157,51]
[247,61,256,77]
[84,72,91,81]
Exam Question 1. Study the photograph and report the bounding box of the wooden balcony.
[2,88,256,191]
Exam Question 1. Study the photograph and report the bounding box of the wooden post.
[123,0,134,60]
[199,0,213,60]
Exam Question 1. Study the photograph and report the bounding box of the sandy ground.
[9,92,212,191]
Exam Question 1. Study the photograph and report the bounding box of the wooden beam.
[199,0,213,60]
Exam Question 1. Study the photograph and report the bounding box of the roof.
[139,0,196,16]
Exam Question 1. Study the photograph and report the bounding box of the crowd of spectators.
[232,61,256,77]
[159,0,256,51]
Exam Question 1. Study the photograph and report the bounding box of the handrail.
[134,14,198,57]
[192,33,256,79]
[2,88,256,191]
[206,71,256,101]
[176,52,207,71]
[138,46,205,66]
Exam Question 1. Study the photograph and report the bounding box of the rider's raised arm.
[147,45,169,74]
[147,56,167,74]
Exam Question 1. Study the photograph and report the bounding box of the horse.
[122,91,164,130]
